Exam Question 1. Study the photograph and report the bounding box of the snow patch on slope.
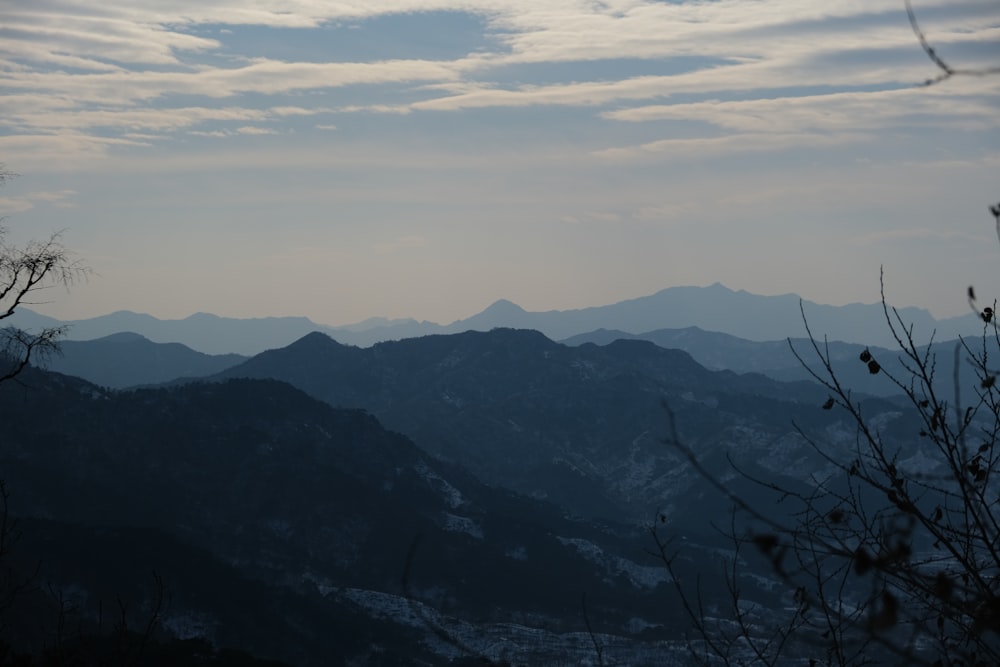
[556,537,669,589]
[415,460,464,508]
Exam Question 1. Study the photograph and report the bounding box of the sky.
[1,0,998,327]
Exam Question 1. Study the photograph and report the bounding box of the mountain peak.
[290,331,341,347]
[482,299,526,315]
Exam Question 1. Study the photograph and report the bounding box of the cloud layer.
[4,0,996,166]
[1,0,997,324]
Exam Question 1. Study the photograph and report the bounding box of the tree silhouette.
[657,233,1000,665]
[651,3,1000,660]
[0,166,87,384]
[0,166,87,663]
[905,0,1000,86]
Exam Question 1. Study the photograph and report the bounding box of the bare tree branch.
[0,165,88,386]
[905,0,1000,86]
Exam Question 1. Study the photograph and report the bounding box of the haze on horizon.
[1,1,997,327]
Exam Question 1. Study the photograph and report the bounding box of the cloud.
[0,134,152,170]
[2,0,996,168]
[406,54,996,113]
[594,131,872,162]
[5,105,296,133]
[0,5,220,67]
[603,83,1000,133]
[0,197,36,215]
[336,104,413,114]
[0,189,78,215]
[235,125,280,135]
[1,58,465,107]
[188,130,231,138]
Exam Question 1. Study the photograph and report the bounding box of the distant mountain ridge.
[208,327,854,521]
[5,283,981,354]
[4,308,338,355]
[42,322,988,398]
[561,325,996,399]
[36,332,246,388]
[372,283,976,350]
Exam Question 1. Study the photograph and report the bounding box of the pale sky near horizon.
[1,0,998,327]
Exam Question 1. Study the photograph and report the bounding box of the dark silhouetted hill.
[209,328,896,523]
[36,332,246,387]
[0,367,683,664]
[562,327,995,399]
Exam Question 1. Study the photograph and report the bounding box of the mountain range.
[2,282,981,664]
[38,324,991,400]
[0,367,694,665]
[1,321,947,663]
[562,327,996,398]
[7,283,982,355]
[201,328,911,524]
